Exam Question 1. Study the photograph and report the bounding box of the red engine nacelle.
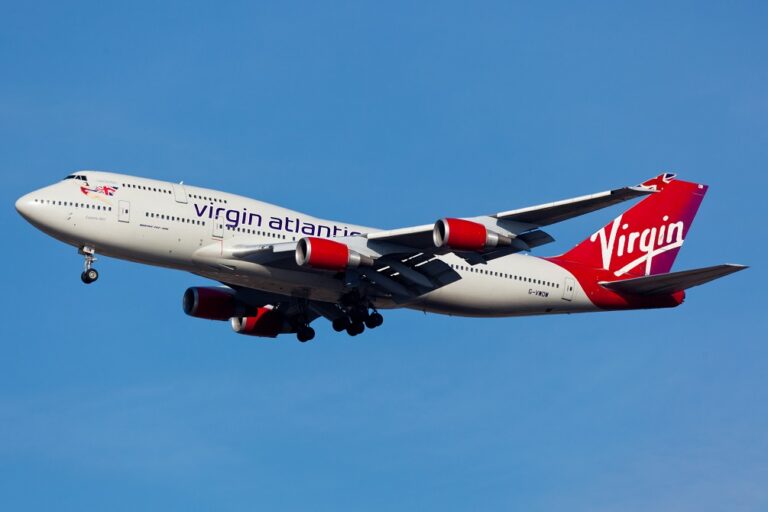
[183,287,241,320]
[231,307,284,338]
[295,237,374,271]
[433,218,512,251]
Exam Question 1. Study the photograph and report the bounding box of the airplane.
[15,171,746,342]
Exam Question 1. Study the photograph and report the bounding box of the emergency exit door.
[212,217,224,238]
[118,200,130,223]
[172,183,188,203]
[562,277,575,301]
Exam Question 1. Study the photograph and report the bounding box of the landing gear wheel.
[346,322,365,337]
[79,246,98,285]
[81,268,99,284]
[365,312,383,329]
[297,326,315,343]
[332,317,350,332]
[349,307,368,323]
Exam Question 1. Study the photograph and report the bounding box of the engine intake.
[231,307,284,338]
[295,237,374,271]
[433,218,513,251]
[183,286,241,320]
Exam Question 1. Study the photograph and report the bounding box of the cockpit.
[63,174,89,182]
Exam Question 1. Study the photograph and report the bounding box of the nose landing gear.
[79,246,99,284]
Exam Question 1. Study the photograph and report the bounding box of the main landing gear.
[331,305,384,337]
[296,325,316,343]
[79,246,99,284]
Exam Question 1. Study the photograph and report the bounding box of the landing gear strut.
[79,246,99,284]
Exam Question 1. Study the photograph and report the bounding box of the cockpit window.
[63,175,77,180]
[62,175,88,181]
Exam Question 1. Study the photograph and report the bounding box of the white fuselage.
[16,171,597,317]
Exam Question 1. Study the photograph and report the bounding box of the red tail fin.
[558,174,708,277]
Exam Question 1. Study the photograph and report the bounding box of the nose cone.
[15,192,35,220]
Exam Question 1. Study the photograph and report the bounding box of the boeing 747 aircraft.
[15,171,745,341]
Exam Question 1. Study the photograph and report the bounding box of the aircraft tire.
[81,269,98,284]
[365,313,383,329]
[332,317,349,332]
[297,326,315,342]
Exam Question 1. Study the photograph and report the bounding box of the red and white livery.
[16,171,746,342]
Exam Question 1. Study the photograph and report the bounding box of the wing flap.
[599,264,747,295]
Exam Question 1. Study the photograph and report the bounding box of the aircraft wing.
[492,185,654,226]
[366,179,656,250]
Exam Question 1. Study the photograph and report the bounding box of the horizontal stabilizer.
[599,264,747,295]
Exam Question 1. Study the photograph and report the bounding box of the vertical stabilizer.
[558,174,707,277]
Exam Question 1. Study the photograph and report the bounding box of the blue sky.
[1,1,766,510]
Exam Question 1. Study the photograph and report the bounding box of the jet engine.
[295,237,374,271]
[231,307,284,338]
[183,286,242,320]
[433,218,513,251]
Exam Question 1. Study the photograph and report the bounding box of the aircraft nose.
[15,192,35,220]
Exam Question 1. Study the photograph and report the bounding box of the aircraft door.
[118,200,130,223]
[562,277,575,301]
[172,183,188,204]
[212,216,224,238]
